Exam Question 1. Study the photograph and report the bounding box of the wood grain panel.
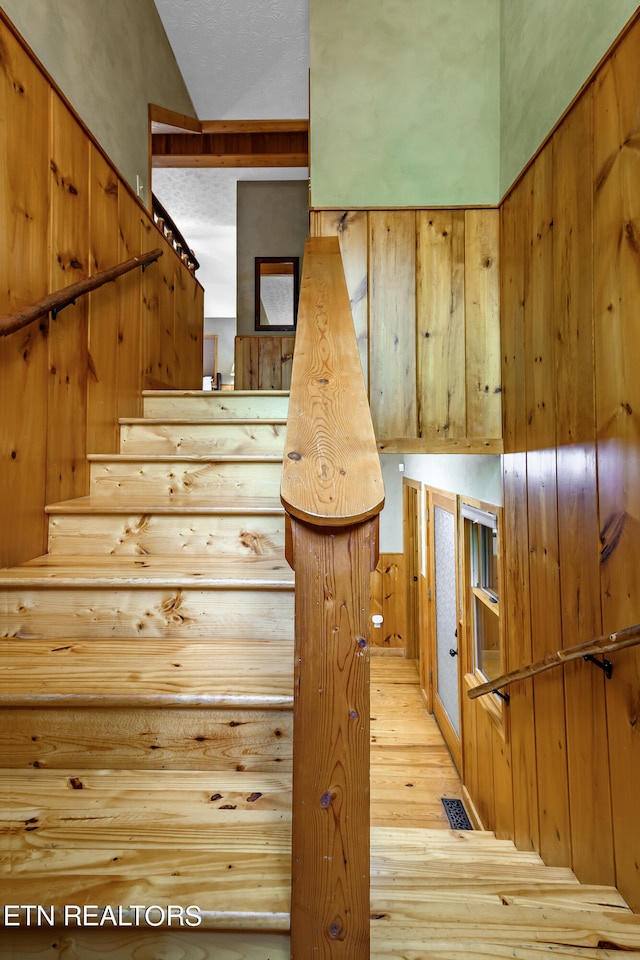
[0,22,50,566]
[593,18,640,910]
[313,210,369,385]
[464,209,501,439]
[116,192,143,421]
[417,211,465,439]
[525,144,555,453]
[369,211,417,438]
[553,93,614,887]
[142,220,176,388]
[527,449,571,867]
[370,553,406,650]
[87,144,120,454]
[234,336,294,390]
[501,453,538,852]
[47,94,90,505]
[500,178,529,454]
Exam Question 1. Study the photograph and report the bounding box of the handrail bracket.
[584,654,613,680]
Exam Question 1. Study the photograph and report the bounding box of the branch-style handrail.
[0,249,163,338]
[281,236,384,958]
[468,623,640,700]
[152,193,199,272]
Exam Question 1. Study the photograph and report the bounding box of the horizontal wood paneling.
[312,208,501,447]
[0,18,203,567]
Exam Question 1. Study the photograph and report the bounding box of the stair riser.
[1,588,294,641]
[2,708,292,772]
[119,422,286,456]
[89,460,283,499]
[47,513,285,557]
[143,395,289,420]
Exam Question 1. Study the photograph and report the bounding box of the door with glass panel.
[428,490,461,772]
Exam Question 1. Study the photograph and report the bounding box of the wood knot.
[287,451,302,461]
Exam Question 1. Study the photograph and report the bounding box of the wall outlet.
[136,174,144,199]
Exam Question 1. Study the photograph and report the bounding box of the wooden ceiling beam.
[151,120,309,168]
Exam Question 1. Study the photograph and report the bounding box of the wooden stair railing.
[0,248,162,338]
[468,622,640,700]
[281,236,385,958]
[152,193,200,272]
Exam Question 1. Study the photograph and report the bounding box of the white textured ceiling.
[151,0,309,318]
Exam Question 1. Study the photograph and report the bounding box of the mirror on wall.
[255,257,299,331]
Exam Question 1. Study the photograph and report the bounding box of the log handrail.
[0,249,163,338]
[281,236,384,958]
[468,623,640,700]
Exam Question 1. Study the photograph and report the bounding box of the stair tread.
[88,453,284,462]
[1,768,291,929]
[46,495,285,514]
[142,390,290,397]
[0,554,294,587]
[2,638,294,704]
[120,418,288,425]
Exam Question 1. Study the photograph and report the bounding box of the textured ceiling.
[151,0,309,318]
[153,0,309,120]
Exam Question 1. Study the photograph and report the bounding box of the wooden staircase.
[1,388,639,958]
[0,389,294,956]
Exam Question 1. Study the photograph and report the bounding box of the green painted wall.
[310,0,501,208]
[2,0,195,193]
[500,0,639,196]
[310,0,638,206]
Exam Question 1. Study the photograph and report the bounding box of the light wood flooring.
[370,656,463,830]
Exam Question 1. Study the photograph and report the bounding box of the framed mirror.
[255,257,299,331]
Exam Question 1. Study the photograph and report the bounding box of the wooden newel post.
[281,237,385,959]
[287,515,377,958]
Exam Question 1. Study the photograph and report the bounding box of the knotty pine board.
[370,552,406,650]
[86,144,120,456]
[593,15,640,911]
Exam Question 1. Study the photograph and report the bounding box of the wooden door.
[427,490,462,772]
[403,479,421,661]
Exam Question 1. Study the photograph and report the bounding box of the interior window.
[463,504,501,683]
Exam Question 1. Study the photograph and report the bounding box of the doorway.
[426,489,462,773]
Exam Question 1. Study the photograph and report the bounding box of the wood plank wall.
[370,553,406,651]
[310,210,502,451]
[489,14,640,910]
[0,17,204,568]
[235,336,295,390]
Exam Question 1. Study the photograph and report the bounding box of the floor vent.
[441,797,473,830]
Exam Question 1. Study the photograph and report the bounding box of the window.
[461,501,505,727]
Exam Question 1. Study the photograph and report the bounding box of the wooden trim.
[377,438,503,454]
[149,103,201,134]
[281,237,384,526]
[468,623,640,700]
[201,119,309,134]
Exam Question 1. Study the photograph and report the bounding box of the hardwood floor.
[370,657,464,829]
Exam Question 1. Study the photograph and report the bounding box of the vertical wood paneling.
[369,211,417,438]
[142,218,176,388]
[593,19,640,909]
[0,17,203,567]
[87,145,120,454]
[0,22,50,566]
[416,211,465,439]
[116,191,144,421]
[553,93,614,886]
[502,454,538,851]
[234,336,295,390]
[500,181,529,454]
[370,554,406,650]
[47,94,89,505]
[464,209,501,439]
[313,211,369,386]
